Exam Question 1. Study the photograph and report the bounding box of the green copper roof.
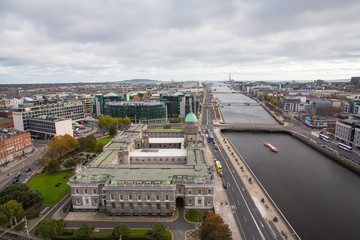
[185,112,197,122]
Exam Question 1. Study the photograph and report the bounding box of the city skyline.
[0,0,360,84]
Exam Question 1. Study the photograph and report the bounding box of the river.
[211,83,360,240]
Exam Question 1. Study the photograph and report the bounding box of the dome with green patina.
[185,112,198,122]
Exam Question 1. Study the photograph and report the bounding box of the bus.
[337,142,352,152]
[215,160,222,173]
[319,134,330,141]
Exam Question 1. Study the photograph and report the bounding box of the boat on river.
[264,142,278,152]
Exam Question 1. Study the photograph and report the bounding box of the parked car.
[223,182,227,189]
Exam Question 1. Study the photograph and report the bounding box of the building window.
[188,199,192,205]
[188,190,192,195]
[208,189,212,195]
[148,203,151,211]
[165,195,169,201]
[166,203,169,210]
[178,188,182,194]
[156,194,160,201]
[76,199,80,205]
[147,194,150,200]
[75,189,79,194]
[129,194,132,200]
[130,203,133,210]
[110,194,115,200]
[198,199,202,204]
[93,189,97,194]
[198,189,201,195]
[84,189,88,194]
[137,194,141,200]
[139,203,143,210]
[111,203,116,209]
[157,203,160,210]
[120,194,123,200]
[94,199,98,205]
[121,203,124,209]
[207,199,211,205]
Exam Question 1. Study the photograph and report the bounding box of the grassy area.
[147,127,184,130]
[96,135,115,145]
[185,209,204,222]
[29,170,74,205]
[57,229,172,240]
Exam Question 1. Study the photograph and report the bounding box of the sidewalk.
[203,137,242,240]
[214,128,298,240]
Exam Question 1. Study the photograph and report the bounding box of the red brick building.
[0,118,14,128]
[0,131,32,165]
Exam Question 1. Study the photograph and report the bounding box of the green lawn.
[147,127,184,130]
[96,135,115,145]
[185,209,204,222]
[58,229,172,240]
[29,170,74,205]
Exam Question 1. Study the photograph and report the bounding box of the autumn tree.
[0,200,23,226]
[39,157,53,167]
[200,213,232,240]
[47,134,79,159]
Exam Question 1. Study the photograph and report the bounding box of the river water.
[212,83,360,240]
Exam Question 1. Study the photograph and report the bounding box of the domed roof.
[185,112,198,122]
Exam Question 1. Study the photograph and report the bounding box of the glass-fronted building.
[104,101,167,124]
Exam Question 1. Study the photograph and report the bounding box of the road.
[202,87,276,240]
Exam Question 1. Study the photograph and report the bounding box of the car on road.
[25,168,32,172]
[223,182,227,189]
[97,135,102,138]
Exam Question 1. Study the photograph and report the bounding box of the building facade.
[68,114,214,216]
[160,93,200,118]
[103,101,167,124]
[12,102,85,132]
[28,116,73,139]
[335,119,360,149]
[0,118,14,128]
[0,130,32,165]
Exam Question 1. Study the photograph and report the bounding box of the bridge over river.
[215,123,289,132]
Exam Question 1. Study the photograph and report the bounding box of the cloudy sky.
[0,0,359,84]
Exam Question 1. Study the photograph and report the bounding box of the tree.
[78,135,97,150]
[163,124,171,129]
[0,183,42,209]
[113,223,130,240]
[63,158,78,169]
[94,142,106,153]
[98,115,118,133]
[0,200,23,226]
[44,159,60,172]
[35,219,66,239]
[109,124,117,136]
[200,213,232,240]
[152,223,165,240]
[39,157,53,167]
[47,134,79,159]
[117,118,124,127]
[74,223,95,238]
[122,117,131,126]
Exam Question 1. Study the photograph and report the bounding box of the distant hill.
[119,79,161,84]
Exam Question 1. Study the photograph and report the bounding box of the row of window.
[110,193,171,201]
[111,202,171,211]
[74,188,213,196]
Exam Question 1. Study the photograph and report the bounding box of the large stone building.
[68,112,214,216]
